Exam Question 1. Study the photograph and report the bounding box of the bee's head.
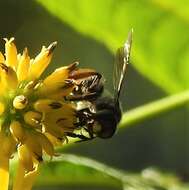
[92,97,122,139]
[94,97,122,123]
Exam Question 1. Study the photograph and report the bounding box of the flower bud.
[10,121,26,143]
[24,111,42,127]
[13,95,28,109]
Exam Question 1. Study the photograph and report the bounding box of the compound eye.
[95,119,117,139]
[93,121,102,133]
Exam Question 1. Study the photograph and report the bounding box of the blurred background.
[1,0,189,189]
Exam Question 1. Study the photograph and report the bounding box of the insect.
[66,68,104,101]
[66,30,133,141]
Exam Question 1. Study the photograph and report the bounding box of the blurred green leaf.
[37,154,122,188]
[36,0,189,93]
[25,154,188,190]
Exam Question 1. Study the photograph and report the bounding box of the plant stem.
[119,90,189,128]
[22,166,39,190]
[13,161,25,190]
[13,161,39,190]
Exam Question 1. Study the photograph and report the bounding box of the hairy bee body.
[66,30,133,141]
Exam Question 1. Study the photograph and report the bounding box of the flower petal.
[38,62,78,95]
[4,38,18,69]
[44,132,63,146]
[18,145,34,172]
[37,133,54,157]
[28,42,57,80]
[0,155,9,190]
[25,131,43,162]
[43,104,76,135]
[0,52,5,63]
[34,99,63,113]
[1,133,16,158]
[17,48,30,82]
[0,102,5,115]
[0,63,18,90]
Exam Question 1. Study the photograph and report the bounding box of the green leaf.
[36,0,189,93]
[36,154,189,189]
[37,154,122,188]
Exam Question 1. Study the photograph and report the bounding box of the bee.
[66,68,104,101]
[66,30,133,141]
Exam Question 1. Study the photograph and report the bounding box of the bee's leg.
[88,128,94,139]
[62,135,69,144]
[65,132,92,142]
[75,110,95,139]
[76,138,94,143]
[83,121,95,139]
[76,108,92,118]
[75,108,92,127]
[89,74,102,89]
[65,92,99,101]
[73,121,83,129]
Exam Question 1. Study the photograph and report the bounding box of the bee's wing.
[113,29,133,101]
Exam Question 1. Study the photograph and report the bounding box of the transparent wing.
[113,29,133,101]
[113,46,125,93]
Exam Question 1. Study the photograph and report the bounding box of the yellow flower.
[0,38,89,190]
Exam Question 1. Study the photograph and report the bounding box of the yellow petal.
[38,62,78,95]
[0,71,6,96]
[34,99,63,113]
[2,134,16,158]
[0,155,9,190]
[37,133,54,156]
[4,38,18,69]
[17,48,30,82]
[44,132,62,146]
[25,131,42,161]
[18,145,34,172]
[47,85,74,100]
[43,125,67,140]
[0,52,5,63]
[28,42,57,80]
[0,63,18,90]
[44,66,69,85]
[17,53,21,62]
[43,105,76,135]
[41,103,76,138]
[0,102,5,115]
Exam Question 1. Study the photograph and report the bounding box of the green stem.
[119,90,189,128]
[52,154,142,187]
